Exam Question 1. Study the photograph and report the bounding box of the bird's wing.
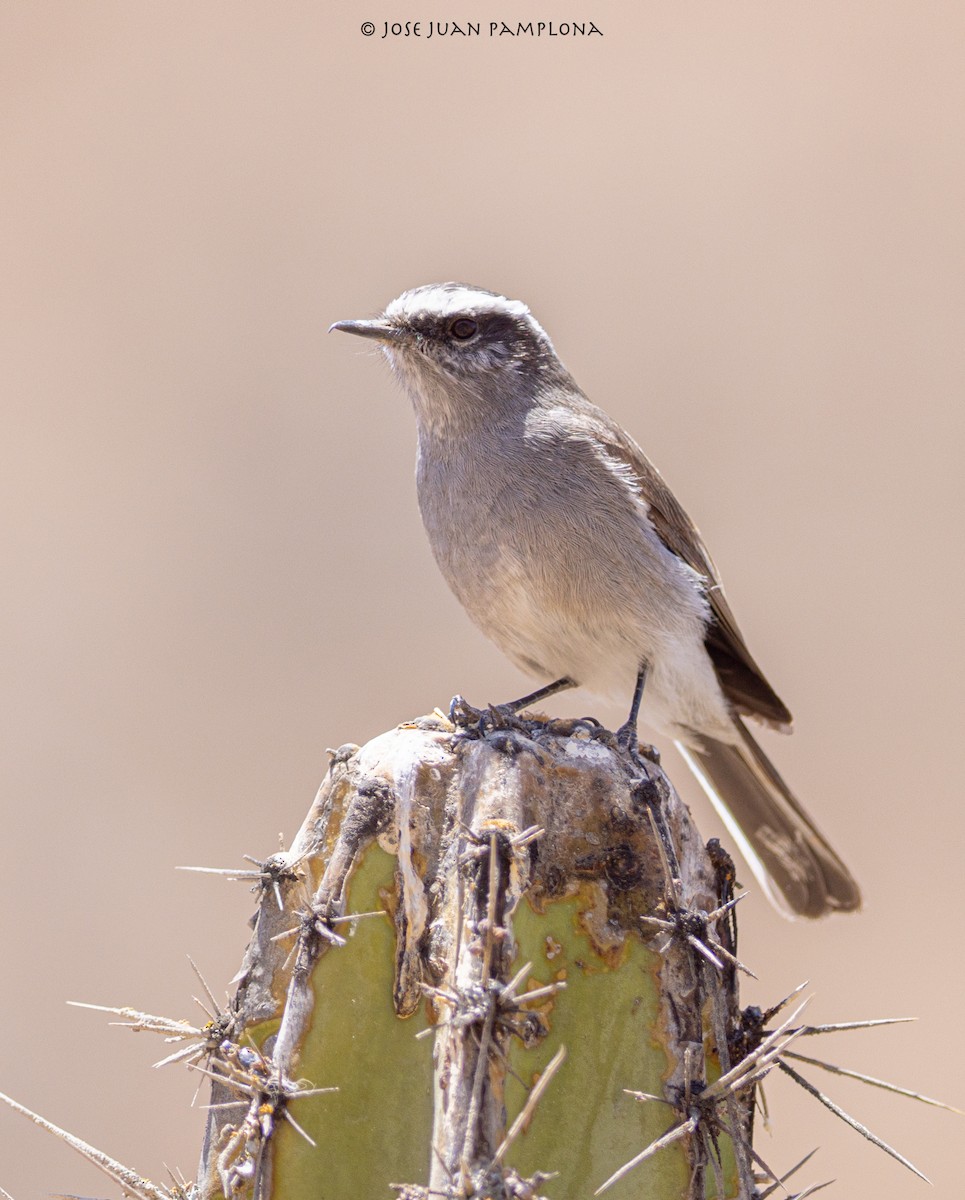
[582,409,793,728]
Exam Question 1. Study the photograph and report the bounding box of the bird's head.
[331,283,569,432]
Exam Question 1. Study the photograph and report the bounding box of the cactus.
[194,711,758,1199]
[1,710,950,1199]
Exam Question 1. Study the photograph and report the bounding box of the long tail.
[676,719,861,918]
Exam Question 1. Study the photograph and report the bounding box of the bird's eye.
[449,318,478,341]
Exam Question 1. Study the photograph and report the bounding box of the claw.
[449,695,485,728]
[543,715,605,738]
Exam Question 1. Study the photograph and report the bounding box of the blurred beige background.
[2,2,963,1197]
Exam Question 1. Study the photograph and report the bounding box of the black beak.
[328,319,403,343]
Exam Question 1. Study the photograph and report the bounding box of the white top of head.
[384,283,534,326]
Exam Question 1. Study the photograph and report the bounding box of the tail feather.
[676,719,861,919]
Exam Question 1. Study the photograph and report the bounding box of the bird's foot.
[448,694,486,731]
[614,720,661,768]
[448,695,544,753]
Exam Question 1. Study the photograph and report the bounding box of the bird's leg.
[616,664,661,766]
[503,676,577,714]
[617,664,681,884]
[449,677,576,737]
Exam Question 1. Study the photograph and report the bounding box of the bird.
[331,282,860,918]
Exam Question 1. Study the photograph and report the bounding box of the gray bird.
[332,283,860,918]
